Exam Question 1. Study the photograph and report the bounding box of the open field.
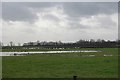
[2,48,118,78]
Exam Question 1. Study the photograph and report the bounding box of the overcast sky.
[1,2,118,45]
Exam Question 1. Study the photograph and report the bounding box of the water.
[103,54,113,56]
[1,50,101,56]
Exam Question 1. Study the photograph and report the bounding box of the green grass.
[2,48,118,78]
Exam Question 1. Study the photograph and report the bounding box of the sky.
[1,2,118,45]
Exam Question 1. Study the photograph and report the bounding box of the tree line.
[1,39,120,49]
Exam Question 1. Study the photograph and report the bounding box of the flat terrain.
[2,48,118,78]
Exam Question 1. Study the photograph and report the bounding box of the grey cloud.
[2,2,36,22]
[2,2,56,21]
[66,18,86,29]
[2,2,118,44]
[2,2,118,22]
[62,2,118,18]
[98,16,117,28]
[42,14,60,22]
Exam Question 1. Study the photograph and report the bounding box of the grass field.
[2,48,118,78]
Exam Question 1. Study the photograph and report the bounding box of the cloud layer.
[2,2,118,45]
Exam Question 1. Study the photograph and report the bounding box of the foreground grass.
[3,55,118,78]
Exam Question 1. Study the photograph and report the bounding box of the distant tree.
[58,41,62,45]
[90,39,95,43]
[107,40,111,42]
[96,39,102,43]
[76,39,85,43]
[116,39,120,43]
[9,41,14,47]
[37,40,40,43]
[36,40,40,45]
[101,39,105,43]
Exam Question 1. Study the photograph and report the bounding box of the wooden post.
[73,76,77,80]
